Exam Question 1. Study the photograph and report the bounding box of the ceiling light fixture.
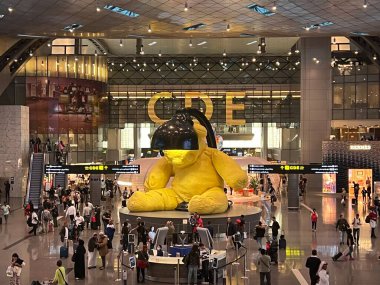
[354,50,359,55]
[252,57,256,62]
[158,50,162,57]
[184,1,188,11]
[96,6,101,12]
[8,6,13,13]
[148,41,157,46]
[119,39,123,47]
[226,23,230,32]
[275,60,280,66]
[148,24,152,33]
[295,49,300,54]
[363,0,368,8]
[47,42,51,47]
[223,49,226,56]
[29,50,33,57]
[288,51,292,55]
[94,50,98,56]
[246,40,257,45]
[189,39,193,47]
[373,54,377,60]
[272,1,277,11]
[197,41,207,46]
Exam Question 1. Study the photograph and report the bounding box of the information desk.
[146,250,226,283]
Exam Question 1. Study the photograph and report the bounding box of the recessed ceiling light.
[295,49,300,53]
[119,39,123,47]
[103,4,139,17]
[246,40,257,45]
[252,57,256,62]
[96,7,101,12]
[94,50,98,56]
[47,42,51,47]
[148,24,152,33]
[189,39,193,47]
[272,1,277,11]
[247,3,275,16]
[0,14,5,19]
[197,41,207,46]
[303,21,334,31]
[184,1,188,11]
[223,49,226,56]
[226,23,230,32]
[148,41,157,46]
[158,50,162,56]
[363,0,368,8]
[354,50,359,55]
[8,7,13,13]
[373,54,377,60]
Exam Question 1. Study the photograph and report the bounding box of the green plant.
[249,177,259,189]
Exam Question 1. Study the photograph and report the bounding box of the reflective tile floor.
[1,191,380,284]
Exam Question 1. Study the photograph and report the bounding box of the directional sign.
[248,164,338,174]
[45,164,140,174]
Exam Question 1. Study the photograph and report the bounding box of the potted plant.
[249,177,260,195]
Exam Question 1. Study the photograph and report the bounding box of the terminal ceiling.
[0,0,380,39]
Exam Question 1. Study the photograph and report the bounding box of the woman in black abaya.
[73,239,86,280]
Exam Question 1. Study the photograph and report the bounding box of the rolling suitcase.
[332,251,342,261]
[60,246,68,258]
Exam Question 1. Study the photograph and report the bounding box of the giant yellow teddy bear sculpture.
[128,123,248,214]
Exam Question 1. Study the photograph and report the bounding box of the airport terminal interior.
[1,0,380,284]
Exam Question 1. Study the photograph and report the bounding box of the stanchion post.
[241,252,249,279]
[213,268,217,285]
[174,266,177,285]
[115,251,122,281]
[177,258,180,284]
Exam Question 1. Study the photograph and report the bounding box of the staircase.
[26,153,44,209]
[54,173,66,189]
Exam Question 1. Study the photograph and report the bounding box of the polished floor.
[1,190,379,284]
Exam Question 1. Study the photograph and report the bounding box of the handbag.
[71,252,77,262]
[6,265,13,277]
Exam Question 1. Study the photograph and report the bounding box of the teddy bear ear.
[193,122,207,138]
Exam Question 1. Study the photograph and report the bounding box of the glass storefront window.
[368,82,379,108]
[333,84,343,108]
[344,83,355,109]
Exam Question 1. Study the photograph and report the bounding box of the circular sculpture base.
[119,204,262,233]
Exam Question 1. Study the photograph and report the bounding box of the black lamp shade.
[151,113,199,150]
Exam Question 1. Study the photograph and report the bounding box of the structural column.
[133,123,141,160]
[300,37,332,189]
[261,123,268,160]
[287,174,299,210]
[90,174,101,206]
[106,128,121,162]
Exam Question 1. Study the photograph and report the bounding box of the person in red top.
[311,209,318,232]
[193,214,203,242]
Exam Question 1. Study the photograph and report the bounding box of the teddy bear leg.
[127,188,180,212]
[188,187,228,215]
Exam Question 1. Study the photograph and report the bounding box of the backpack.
[365,215,371,223]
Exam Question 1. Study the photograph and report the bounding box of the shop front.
[322,141,380,194]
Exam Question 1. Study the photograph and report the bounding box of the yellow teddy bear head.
[164,122,207,168]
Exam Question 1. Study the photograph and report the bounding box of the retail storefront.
[322,141,380,194]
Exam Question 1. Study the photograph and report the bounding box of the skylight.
[183,23,206,31]
[197,41,207,46]
[247,4,275,16]
[303,21,334,30]
[63,24,83,32]
[351,32,369,36]
[148,41,157,46]
[240,33,256,37]
[103,4,140,17]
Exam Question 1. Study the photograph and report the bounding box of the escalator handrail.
[25,152,34,207]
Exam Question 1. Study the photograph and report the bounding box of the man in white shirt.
[74,212,85,230]
[65,202,76,222]
[101,180,106,196]
[352,213,361,245]
[1,202,10,224]
[83,202,92,229]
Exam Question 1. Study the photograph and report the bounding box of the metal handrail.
[24,153,34,208]
[216,245,247,270]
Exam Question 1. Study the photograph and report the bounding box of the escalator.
[25,153,45,209]
[54,173,66,190]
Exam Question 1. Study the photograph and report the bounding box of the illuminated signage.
[248,164,338,174]
[45,164,140,174]
[148,91,246,125]
[349,145,371,150]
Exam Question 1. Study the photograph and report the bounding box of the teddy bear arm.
[211,150,248,189]
[144,157,173,191]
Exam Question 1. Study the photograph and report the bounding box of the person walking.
[2,202,10,224]
[345,227,354,260]
[311,209,318,232]
[8,253,25,285]
[87,233,98,269]
[352,213,361,245]
[258,248,271,285]
[28,209,39,236]
[52,260,67,285]
[73,239,86,280]
[4,181,11,203]
[97,232,109,270]
[317,262,329,285]
[83,202,92,229]
[255,221,266,249]
[105,219,116,249]
[184,244,200,285]
[336,214,349,245]
[136,245,149,283]
[361,187,367,203]
[51,204,59,228]
[305,249,321,285]
[121,220,131,253]
[368,208,378,238]
[270,216,280,240]
[226,217,237,249]
[353,183,359,203]
[41,207,52,234]
[65,202,76,222]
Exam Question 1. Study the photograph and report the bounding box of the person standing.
[8,253,25,285]
[361,187,367,203]
[73,239,86,280]
[4,181,11,203]
[166,221,175,247]
[184,244,200,285]
[28,209,39,236]
[65,202,76,222]
[83,202,92,229]
[354,183,359,203]
[255,221,266,249]
[226,217,237,250]
[305,249,321,285]
[105,220,116,248]
[311,209,318,232]
[87,233,98,269]
[97,232,109,270]
[317,262,329,285]
[2,202,10,224]
[136,245,149,283]
[270,217,280,240]
[206,221,214,238]
[41,207,52,234]
[51,204,59,228]
[352,213,361,245]
[258,248,271,285]
[51,260,67,285]
[121,220,131,252]
[102,210,111,231]
[368,208,378,238]
[336,214,349,245]
[367,185,372,201]
[345,227,354,260]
